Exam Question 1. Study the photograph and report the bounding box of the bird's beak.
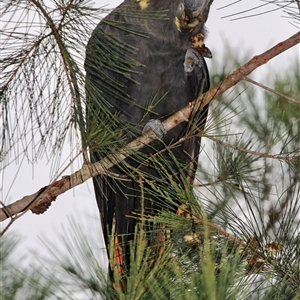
[198,0,213,13]
[183,0,213,29]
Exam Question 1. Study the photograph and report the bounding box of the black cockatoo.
[85,0,212,290]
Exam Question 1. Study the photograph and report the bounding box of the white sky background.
[2,0,299,274]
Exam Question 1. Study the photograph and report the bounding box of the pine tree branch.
[1,31,299,231]
[28,0,88,161]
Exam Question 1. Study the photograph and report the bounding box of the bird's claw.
[184,48,205,73]
[142,119,166,138]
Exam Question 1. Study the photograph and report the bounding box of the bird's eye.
[177,2,185,16]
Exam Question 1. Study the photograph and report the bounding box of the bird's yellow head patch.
[136,0,150,10]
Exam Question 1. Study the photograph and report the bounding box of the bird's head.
[175,0,213,34]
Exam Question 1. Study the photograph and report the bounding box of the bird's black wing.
[181,50,210,183]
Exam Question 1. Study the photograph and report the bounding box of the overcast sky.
[2,0,299,274]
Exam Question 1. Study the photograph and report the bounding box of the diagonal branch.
[1,31,299,227]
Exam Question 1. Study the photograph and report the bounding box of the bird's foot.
[184,48,205,73]
[142,119,166,138]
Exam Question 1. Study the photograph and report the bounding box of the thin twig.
[244,76,300,105]
[207,136,299,162]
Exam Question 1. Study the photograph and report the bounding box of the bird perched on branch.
[85,0,212,291]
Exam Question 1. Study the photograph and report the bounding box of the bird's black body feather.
[85,0,211,285]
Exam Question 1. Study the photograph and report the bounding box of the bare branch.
[1,31,299,226]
